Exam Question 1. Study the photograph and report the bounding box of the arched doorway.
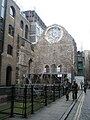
[6,66,12,86]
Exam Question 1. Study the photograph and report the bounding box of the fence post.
[24,85,27,118]
[31,84,34,114]
[63,86,65,95]
[45,84,47,106]
[53,84,55,102]
[59,84,60,98]
[11,85,15,117]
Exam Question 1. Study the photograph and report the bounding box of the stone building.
[32,24,77,83]
[23,10,47,44]
[0,0,77,85]
[0,0,33,85]
[0,0,6,84]
[83,50,90,83]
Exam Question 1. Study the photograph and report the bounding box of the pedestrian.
[72,80,78,100]
[80,80,83,90]
[65,79,71,101]
[83,82,87,93]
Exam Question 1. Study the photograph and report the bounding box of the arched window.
[45,65,49,73]
[57,65,62,72]
[7,45,13,55]
[28,59,32,74]
[51,64,57,73]
[6,66,12,86]
[10,6,15,18]
[8,24,14,37]
[20,20,24,29]
[25,25,28,39]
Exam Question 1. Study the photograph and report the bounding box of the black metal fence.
[0,86,12,120]
[0,84,65,119]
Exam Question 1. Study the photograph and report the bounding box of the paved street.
[79,89,90,120]
[66,89,90,120]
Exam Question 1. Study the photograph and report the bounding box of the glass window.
[45,65,49,73]
[25,25,28,39]
[1,7,4,18]
[7,45,13,55]
[2,0,5,6]
[10,6,15,18]
[51,64,57,73]
[20,20,24,29]
[8,24,14,37]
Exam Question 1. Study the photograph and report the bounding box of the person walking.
[80,80,83,90]
[72,80,78,100]
[83,82,87,93]
[65,79,71,101]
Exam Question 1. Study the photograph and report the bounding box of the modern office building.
[77,51,84,76]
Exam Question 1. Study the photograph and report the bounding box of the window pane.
[10,6,15,18]
[7,45,13,55]
[8,25,14,37]
[2,0,5,6]
[20,20,24,29]
[1,7,5,18]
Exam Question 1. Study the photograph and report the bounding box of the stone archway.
[6,66,12,86]
[51,64,57,73]
[45,65,50,73]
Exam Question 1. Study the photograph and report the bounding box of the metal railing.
[0,84,65,119]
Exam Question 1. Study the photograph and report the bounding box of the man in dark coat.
[65,79,71,101]
[72,80,78,100]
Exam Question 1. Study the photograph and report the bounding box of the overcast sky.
[15,0,90,51]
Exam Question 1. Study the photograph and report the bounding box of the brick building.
[0,0,33,85]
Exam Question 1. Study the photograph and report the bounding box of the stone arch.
[45,65,50,73]
[10,6,15,18]
[58,65,63,72]
[51,64,57,73]
[6,66,12,86]
[20,20,24,29]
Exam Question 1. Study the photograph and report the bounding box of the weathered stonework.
[32,25,77,77]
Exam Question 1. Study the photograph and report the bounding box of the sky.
[15,0,90,51]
